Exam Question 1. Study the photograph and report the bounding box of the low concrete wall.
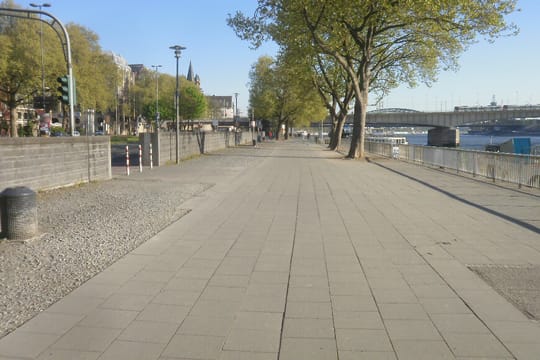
[140,131,249,166]
[0,137,111,191]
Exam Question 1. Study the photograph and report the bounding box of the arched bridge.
[361,107,540,128]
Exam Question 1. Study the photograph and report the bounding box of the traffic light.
[57,75,70,105]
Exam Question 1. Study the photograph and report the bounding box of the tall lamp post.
[233,92,239,145]
[29,2,51,110]
[169,45,186,164]
[233,92,239,125]
[151,64,162,131]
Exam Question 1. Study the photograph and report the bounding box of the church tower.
[186,61,201,87]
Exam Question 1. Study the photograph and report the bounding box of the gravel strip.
[0,174,211,338]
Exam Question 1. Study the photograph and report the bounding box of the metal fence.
[366,142,540,189]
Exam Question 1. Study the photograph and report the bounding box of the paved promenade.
[1,139,539,359]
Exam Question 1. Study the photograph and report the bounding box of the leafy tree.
[132,66,158,127]
[248,56,276,127]
[228,0,518,158]
[67,24,117,114]
[0,1,41,136]
[248,54,325,139]
[180,77,207,121]
[0,1,123,135]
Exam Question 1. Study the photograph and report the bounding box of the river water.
[405,134,540,151]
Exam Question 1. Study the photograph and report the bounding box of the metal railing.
[365,142,540,189]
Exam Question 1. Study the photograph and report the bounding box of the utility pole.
[170,45,186,164]
[29,3,51,111]
[151,64,162,131]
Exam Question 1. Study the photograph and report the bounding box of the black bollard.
[0,186,38,240]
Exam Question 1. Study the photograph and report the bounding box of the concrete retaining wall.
[0,137,111,191]
[140,131,249,166]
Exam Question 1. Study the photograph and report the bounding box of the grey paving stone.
[45,295,103,316]
[279,338,337,360]
[177,315,234,337]
[118,320,178,344]
[78,308,138,328]
[0,331,59,358]
[36,349,101,360]
[174,267,215,279]
[162,334,225,359]
[68,282,119,299]
[384,319,442,341]
[97,340,164,360]
[419,297,472,314]
[372,288,418,304]
[199,286,246,302]
[218,351,277,360]
[283,318,334,338]
[505,342,540,360]
[288,275,328,288]
[131,270,176,283]
[232,312,283,330]
[136,303,190,323]
[331,295,377,312]
[165,277,209,292]
[240,296,285,313]
[488,320,540,343]
[246,283,288,298]
[329,282,369,295]
[393,340,455,360]
[443,332,513,358]
[116,280,165,296]
[50,326,121,352]
[208,274,250,288]
[379,303,429,320]
[338,350,397,360]
[17,312,84,335]
[430,313,490,334]
[288,287,331,302]
[285,301,333,319]
[151,290,200,306]
[333,311,385,330]
[224,328,280,352]
[190,300,241,318]
[335,328,393,352]
[100,293,153,311]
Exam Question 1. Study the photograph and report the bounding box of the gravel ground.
[0,173,212,338]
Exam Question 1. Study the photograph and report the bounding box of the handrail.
[364,141,540,189]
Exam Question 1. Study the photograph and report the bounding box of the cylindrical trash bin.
[0,186,38,240]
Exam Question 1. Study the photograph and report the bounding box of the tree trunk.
[329,112,346,151]
[347,91,368,159]
[328,113,339,149]
[10,106,18,138]
[8,90,18,137]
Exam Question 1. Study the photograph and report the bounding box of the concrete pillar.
[428,127,460,147]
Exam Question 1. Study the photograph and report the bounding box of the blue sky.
[36,0,540,114]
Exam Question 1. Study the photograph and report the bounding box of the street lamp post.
[29,2,51,110]
[169,45,186,164]
[233,92,239,145]
[151,64,162,131]
[233,92,239,124]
